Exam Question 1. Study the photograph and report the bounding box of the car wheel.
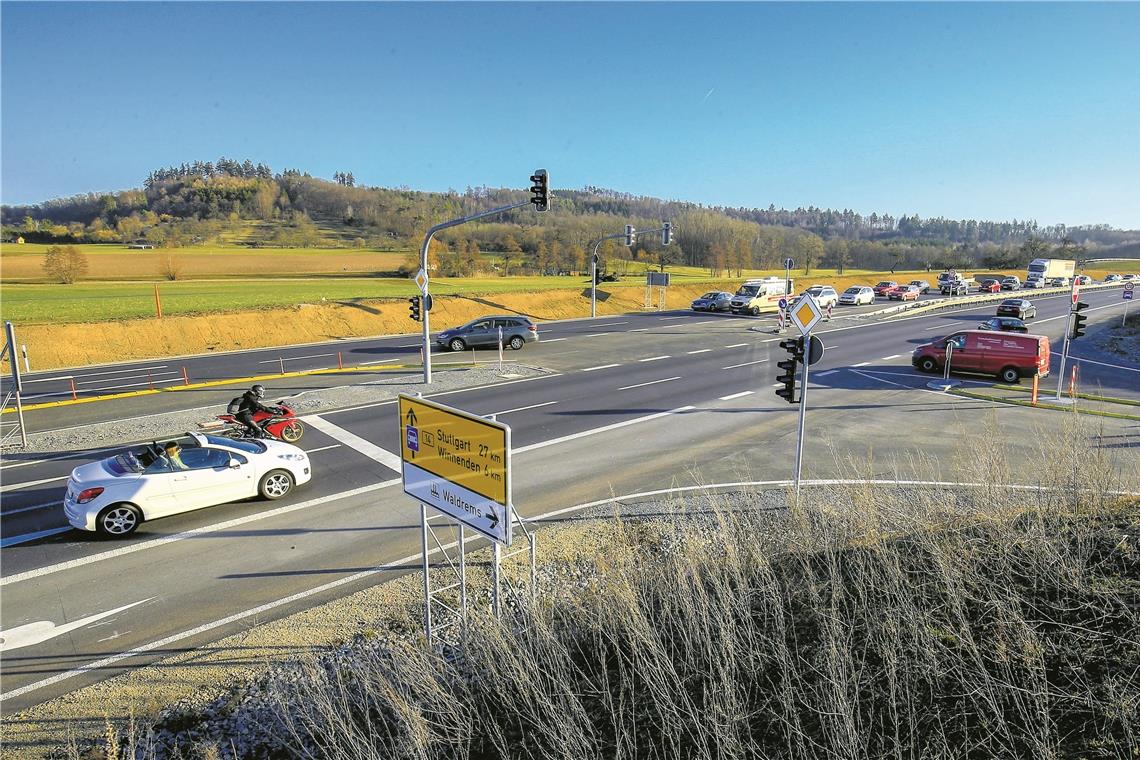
[259,470,294,500]
[97,504,141,536]
[280,421,304,443]
[919,357,938,373]
[999,366,1021,384]
[750,306,760,317]
[508,336,525,350]
[448,338,466,352]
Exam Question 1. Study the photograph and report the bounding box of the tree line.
[3,159,1137,278]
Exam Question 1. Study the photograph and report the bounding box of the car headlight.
[277,453,307,462]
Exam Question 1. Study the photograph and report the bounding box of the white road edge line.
[618,376,681,391]
[0,475,68,494]
[539,337,567,343]
[1,500,61,517]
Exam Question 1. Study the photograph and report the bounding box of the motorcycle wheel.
[280,421,304,443]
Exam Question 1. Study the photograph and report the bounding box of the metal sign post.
[1055,314,1074,403]
[788,294,823,501]
[1124,283,1135,327]
[1,321,28,447]
[783,257,794,301]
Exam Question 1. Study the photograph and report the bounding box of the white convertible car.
[65,432,312,536]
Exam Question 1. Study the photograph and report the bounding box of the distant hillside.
[3,158,1137,275]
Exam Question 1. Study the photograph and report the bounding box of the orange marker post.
[1031,374,1039,405]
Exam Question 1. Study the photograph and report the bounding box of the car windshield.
[843,287,861,294]
[109,450,147,475]
[876,282,892,287]
[735,285,760,297]
[204,434,266,453]
[699,292,719,299]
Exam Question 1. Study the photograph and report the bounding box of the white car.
[64,433,312,536]
[839,286,874,305]
[799,285,839,309]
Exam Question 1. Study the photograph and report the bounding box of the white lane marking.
[924,324,945,331]
[591,321,627,327]
[540,337,567,343]
[881,355,901,360]
[853,361,871,367]
[687,349,713,354]
[495,401,558,415]
[257,353,335,364]
[585,333,608,337]
[722,359,768,369]
[685,320,722,326]
[0,479,403,586]
[362,358,406,365]
[1034,300,1123,325]
[302,416,402,471]
[814,370,839,377]
[78,371,181,387]
[719,391,754,401]
[849,369,973,399]
[582,364,621,372]
[618,376,681,391]
[1,500,61,516]
[515,406,695,454]
[0,527,72,548]
[0,475,68,494]
[629,328,649,332]
[638,355,669,362]
[304,444,343,454]
[658,316,686,320]
[71,365,167,379]
[397,343,420,348]
[725,343,748,348]
[824,345,838,349]
[1070,355,1140,373]
[0,598,153,653]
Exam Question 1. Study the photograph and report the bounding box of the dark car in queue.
[977,317,1029,333]
[995,299,1036,320]
[436,315,539,352]
[691,291,734,312]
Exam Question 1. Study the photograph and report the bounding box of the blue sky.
[2,2,1138,228]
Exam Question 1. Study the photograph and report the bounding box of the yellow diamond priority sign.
[790,293,823,336]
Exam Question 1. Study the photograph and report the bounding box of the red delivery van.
[912,330,1050,384]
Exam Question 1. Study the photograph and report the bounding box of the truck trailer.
[1025,259,1075,288]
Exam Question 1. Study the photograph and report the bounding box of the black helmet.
[251,384,265,398]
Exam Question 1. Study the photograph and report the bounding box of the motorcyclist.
[235,384,275,438]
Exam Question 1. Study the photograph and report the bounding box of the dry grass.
[65,413,1139,760]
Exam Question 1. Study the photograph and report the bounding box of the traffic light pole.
[793,333,810,502]
[418,200,531,384]
[1055,317,1072,402]
[590,233,627,319]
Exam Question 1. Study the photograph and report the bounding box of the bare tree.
[42,245,88,284]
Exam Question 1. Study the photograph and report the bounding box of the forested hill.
[3,158,1137,274]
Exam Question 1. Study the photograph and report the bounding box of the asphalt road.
[1,285,1136,711]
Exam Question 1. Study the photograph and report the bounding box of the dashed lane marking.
[722,359,769,369]
[582,364,621,372]
[718,391,754,400]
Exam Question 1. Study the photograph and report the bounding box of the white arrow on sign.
[0,598,153,652]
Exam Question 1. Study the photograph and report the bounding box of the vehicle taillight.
[77,487,104,503]
[528,324,537,332]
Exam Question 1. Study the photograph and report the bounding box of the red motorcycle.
[210,401,305,443]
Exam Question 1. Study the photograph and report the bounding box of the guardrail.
[878,282,1124,320]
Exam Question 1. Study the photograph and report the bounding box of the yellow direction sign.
[790,292,823,336]
[398,394,512,545]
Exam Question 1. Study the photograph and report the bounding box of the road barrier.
[878,281,1124,321]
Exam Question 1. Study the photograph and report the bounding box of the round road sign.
[778,298,788,310]
[1124,282,1135,292]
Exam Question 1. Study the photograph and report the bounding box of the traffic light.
[662,221,673,246]
[775,337,803,404]
[409,296,421,322]
[529,169,549,212]
[624,225,636,247]
[1070,301,1089,339]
